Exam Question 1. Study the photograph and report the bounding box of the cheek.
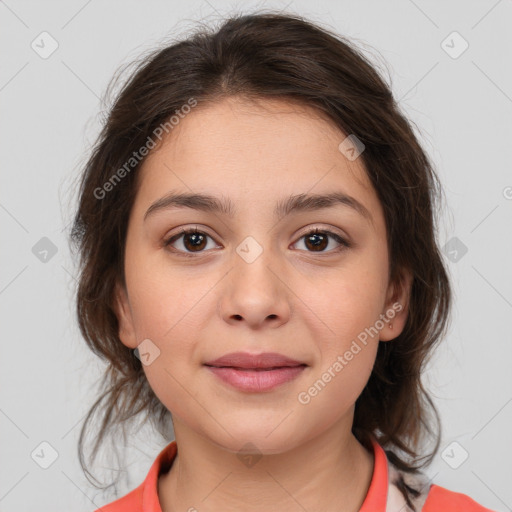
[297,273,382,413]
[125,248,213,342]
[124,258,224,416]
[300,257,388,348]
[295,340,378,428]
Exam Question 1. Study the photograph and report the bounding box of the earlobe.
[113,282,138,349]
[379,269,413,342]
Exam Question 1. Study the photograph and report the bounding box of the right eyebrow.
[143,190,373,226]
[144,192,235,221]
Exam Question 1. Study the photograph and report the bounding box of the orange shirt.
[95,438,496,511]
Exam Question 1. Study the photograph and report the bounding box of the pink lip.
[204,352,307,392]
[206,366,306,392]
[204,351,305,368]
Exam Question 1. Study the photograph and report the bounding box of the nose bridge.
[232,233,280,294]
[219,233,291,327]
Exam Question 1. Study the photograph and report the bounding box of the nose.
[218,243,292,329]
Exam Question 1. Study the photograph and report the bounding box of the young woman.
[70,12,495,512]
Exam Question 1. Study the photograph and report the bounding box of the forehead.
[134,96,382,225]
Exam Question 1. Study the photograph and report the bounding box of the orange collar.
[359,437,388,511]
[136,437,389,512]
[98,436,494,512]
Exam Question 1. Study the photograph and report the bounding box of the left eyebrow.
[144,190,373,225]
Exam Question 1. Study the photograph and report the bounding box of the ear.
[113,282,138,349]
[379,268,413,342]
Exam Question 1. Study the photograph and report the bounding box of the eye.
[163,226,350,257]
[163,227,219,257]
[292,228,350,253]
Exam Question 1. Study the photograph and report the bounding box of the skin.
[114,96,412,512]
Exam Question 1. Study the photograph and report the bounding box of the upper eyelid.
[164,225,349,248]
[166,224,346,239]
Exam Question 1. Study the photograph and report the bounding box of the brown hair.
[70,11,451,495]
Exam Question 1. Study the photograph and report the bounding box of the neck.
[158,418,374,512]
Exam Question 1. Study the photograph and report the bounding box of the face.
[114,96,410,455]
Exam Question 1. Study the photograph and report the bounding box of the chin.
[204,422,307,456]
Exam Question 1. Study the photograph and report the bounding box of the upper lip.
[204,352,307,369]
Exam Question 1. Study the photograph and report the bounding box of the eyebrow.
[143,190,373,224]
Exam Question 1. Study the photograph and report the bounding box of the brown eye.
[294,228,350,253]
[164,228,217,256]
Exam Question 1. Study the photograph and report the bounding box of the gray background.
[1,0,511,511]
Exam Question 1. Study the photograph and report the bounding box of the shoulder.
[423,483,497,512]
[382,443,496,512]
[92,440,178,512]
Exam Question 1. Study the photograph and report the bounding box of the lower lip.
[205,365,306,392]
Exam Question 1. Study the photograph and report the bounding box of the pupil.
[307,233,327,251]
[186,232,206,250]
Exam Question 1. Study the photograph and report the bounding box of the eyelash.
[163,227,351,258]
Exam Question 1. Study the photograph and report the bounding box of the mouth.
[205,365,306,371]
[203,352,308,392]
[204,351,307,369]
[205,366,307,392]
